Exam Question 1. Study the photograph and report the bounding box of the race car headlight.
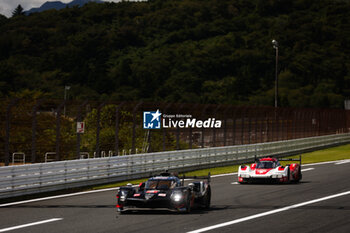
[171,193,183,202]
[119,191,127,201]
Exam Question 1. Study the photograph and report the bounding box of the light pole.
[64,86,71,116]
[272,39,278,108]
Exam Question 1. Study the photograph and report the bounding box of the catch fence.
[0,133,349,199]
[1,99,349,165]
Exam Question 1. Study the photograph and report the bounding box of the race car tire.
[295,167,302,182]
[286,167,290,182]
[184,193,192,214]
[238,177,247,184]
[117,208,125,215]
[204,186,211,209]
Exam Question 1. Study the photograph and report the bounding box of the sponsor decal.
[146,190,159,194]
[256,169,269,175]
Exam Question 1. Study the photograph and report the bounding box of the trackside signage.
[143,109,222,129]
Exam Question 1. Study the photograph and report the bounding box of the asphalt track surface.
[0,160,349,233]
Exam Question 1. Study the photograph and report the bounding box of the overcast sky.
[0,0,126,18]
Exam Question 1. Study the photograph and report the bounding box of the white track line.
[334,159,350,165]
[187,190,350,233]
[211,172,237,178]
[301,168,314,172]
[302,160,346,167]
[0,187,119,207]
[0,218,63,232]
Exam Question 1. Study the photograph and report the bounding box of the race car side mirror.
[188,183,195,191]
[139,182,145,191]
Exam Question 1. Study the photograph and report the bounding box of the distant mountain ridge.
[26,0,103,15]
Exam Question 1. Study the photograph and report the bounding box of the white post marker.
[0,218,63,232]
[187,190,350,233]
[77,122,85,133]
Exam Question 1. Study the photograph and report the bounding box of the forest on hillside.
[0,0,349,108]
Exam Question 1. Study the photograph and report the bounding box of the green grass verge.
[91,143,350,190]
[287,143,350,164]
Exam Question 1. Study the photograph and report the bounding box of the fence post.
[189,125,192,149]
[231,108,237,145]
[280,108,285,140]
[161,103,172,151]
[284,109,290,140]
[189,103,198,149]
[212,105,221,147]
[223,106,230,146]
[96,102,106,158]
[318,109,324,135]
[148,130,152,152]
[4,99,18,166]
[76,101,88,159]
[241,107,246,145]
[276,108,280,141]
[176,103,184,150]
[294,110,298,139]
[31,99,42,163]
[132,101,143,154]
[248,108,252,144]
[115,103,124,156]
[56,101,65,161]
[201,104,210,148]
[256,109,260,143]
[261,109,266,143]
[176,126,180,150]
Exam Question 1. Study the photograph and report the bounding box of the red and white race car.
[238,156,302,183]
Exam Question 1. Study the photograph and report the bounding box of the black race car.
[116,172,211,214]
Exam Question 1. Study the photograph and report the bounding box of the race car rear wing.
[253,155,302,164]
[279,155,302,165]
[180,172,211,186]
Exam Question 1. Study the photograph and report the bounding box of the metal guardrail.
[0,133,349,199]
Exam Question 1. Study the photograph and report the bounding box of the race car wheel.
[117,207,125,215]
[295,167,302,182]
[204,186,211,209]
[184,193,192,214]
[286,167,290,182]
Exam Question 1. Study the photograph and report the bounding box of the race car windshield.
[256,161,276,169]
[145,180,174,190]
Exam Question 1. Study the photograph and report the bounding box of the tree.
[12,5,25,17]
[0,14,7,23]
[0,0,349,107]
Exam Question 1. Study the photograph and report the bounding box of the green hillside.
[0,0,349,107]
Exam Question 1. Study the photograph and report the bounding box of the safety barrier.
[0,133,349,199]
